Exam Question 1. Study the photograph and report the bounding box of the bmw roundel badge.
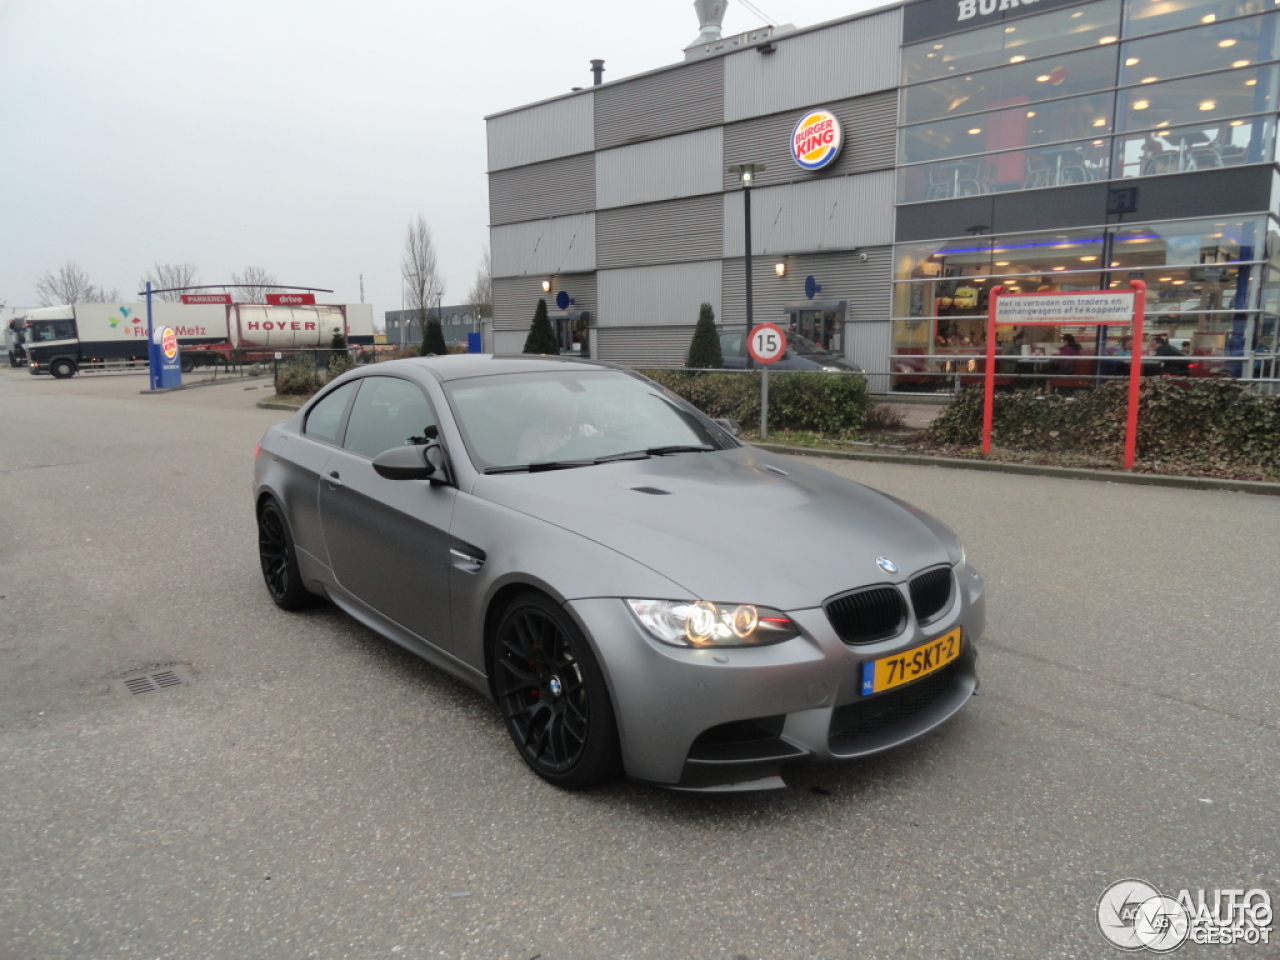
[876,557,899,575]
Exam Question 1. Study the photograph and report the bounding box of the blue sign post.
[144,281,183,390]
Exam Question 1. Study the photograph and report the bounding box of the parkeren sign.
[791,110,843,171]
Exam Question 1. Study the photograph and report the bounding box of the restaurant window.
[901,92,1115,165]
[902,0,1122,84]
[1119,12,1280,87]
[1124,0,1276,39]
[1112,115,1275,176]
[898,137,1113,202]
[901,45,1120,125]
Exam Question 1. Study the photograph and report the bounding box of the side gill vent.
[631,486,672,496]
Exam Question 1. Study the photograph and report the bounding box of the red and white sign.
[994,291,1136,326]
[180,293,232,305]
[747,323,787,364]
[791,109,843,171]
[266,293,316,306]
[161,327,179,360]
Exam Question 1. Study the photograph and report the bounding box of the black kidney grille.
[824,586,906,645]
[909,567,954,625]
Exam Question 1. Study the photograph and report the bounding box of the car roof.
[370,353,622,383]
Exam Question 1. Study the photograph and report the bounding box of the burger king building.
[485,0,1280,385]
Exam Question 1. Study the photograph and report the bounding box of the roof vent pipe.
[591,59,605,85]
[690,0,727,46]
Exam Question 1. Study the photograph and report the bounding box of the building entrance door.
[551,310,591,358]
[784,302,846,352]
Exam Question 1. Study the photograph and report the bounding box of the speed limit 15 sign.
[747,323,787,365]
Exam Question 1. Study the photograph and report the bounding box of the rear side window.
[304,381,358,445]
[343,377,436,459]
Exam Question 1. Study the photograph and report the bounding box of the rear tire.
[493,592,622,789]
[50,359,76,379]
[257,499,314,610]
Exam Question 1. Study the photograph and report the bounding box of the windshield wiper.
[484,459,595,474]
[644,444,716,455]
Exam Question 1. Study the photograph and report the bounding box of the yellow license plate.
[860,628,962,695]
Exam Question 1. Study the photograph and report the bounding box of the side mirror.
[373,443,451,484]
[713,418,742,437]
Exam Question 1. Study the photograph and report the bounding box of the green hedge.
[925,379,1280,475]
[641,369,871,436]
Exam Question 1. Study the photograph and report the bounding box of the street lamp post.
[729,163,764,368]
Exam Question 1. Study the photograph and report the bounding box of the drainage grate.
[111,665,194,697]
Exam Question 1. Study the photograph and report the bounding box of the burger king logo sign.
[791,109,843,171]
[161,327,178,360]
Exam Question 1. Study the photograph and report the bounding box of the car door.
[317,375,457,655]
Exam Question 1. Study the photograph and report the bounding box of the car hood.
[469,447,953,610]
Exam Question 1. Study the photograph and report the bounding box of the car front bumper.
[565,562,984,789]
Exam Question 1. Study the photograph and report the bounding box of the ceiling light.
[968,127,982,134]
[1093,118,1107,126]
[1005,26,1016,32]
[1133,99,1150,109]
[1219,38,1238,47]
[1072,10,1083,16]
[1010,55,1027,63]
[1233,59,1251,67]
[1202,13,1216,22]
[1142,76,1158,83]
[1052,266,1066,271]
[1156,120,1170,127]
[1037,74,1051,82]
[1111,261,1120,267]
[1099,35,1118,44]
[995,261,1010,266]
[1230,119,1245,125]
[1080,256,1098,261]
[1173,280,1185,285]
[1158,276,1172,281]
[1125,57,1140,65]
[1200,100,1217,110]
[1246,78,1258,85]
[933,43,944,49]
[1027,110,1037,117]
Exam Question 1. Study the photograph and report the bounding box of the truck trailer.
[23,301,375,378]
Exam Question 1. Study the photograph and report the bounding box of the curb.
[753,442,1280,497]
[141,374,274,395]
[257,400,304,411]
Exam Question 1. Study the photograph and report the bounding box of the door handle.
[326,470,343,489]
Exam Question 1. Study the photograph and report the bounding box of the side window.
[343,377,437,460]
[304,381,358,445]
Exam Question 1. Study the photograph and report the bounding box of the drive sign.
[791,109,843,170]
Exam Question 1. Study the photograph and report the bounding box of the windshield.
[787,332,832,355]
[27,320,75,342]
[444,369,735,472]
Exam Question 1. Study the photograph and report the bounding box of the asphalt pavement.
[1,365,1276,959]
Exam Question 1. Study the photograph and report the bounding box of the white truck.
[22,302,375,378]
[5,305,36,366]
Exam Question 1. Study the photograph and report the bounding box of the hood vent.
[631,486,672,496]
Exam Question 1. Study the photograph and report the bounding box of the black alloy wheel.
[257,500,313,610]
[494,592,621,789]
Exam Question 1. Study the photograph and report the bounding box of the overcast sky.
[0,0,884,326]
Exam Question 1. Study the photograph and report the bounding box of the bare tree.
[467,244,492,320]
[401,214,445,327]
[34,261,117,306]
[230,265,278,303]
[139,262,200,302]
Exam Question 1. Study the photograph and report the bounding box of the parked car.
[706,330,863,372]
[254,355,982,791]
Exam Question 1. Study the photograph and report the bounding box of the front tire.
[257,499,314,610]
[50,359,76,379]
[494,592,621,789]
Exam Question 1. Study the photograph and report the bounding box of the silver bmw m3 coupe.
[254,355,984,791]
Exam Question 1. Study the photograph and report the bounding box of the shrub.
[686,303,723,369]
[327,351,354,380]
[523,299,559,355]
[643,370,870,437]
[421,318,449,356]
[924,379,1280,476]
[275,357,323,397]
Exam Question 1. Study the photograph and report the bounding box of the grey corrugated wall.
[721,171,897,256]
[491,214,596,278]
[846,320,894,392]
[720,247,893,326]
[489,154,595,226]
[492,276,552,332]
[487,94,594,171]
[721,91,898,191]
[596,195,723,269]
[723,11,903,122]
[597,261,723,328]
[595,128,724,209]
[596,327,698,366]
[594,58,724,150]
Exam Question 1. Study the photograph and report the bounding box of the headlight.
[625,599,800,647]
